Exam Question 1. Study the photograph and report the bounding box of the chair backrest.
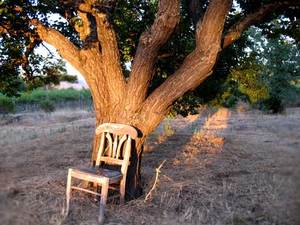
[95,123,138,175]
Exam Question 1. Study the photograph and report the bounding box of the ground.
[0,107,299,225]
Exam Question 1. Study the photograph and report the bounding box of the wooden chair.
[65,123,138,224]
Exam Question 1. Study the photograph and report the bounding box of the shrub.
[48,88,80,101]
[0,95,15,114]
[263,96,284,114]
[17,89,47,104]
[39,99,55,113]
[171,92,203,117]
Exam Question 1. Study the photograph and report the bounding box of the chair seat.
[70,167,122,184]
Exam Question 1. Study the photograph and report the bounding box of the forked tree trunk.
[36,0,281,198]
[73,0,230,198]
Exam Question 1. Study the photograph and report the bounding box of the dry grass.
[0,108,300,225]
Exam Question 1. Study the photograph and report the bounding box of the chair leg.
[65,169,72,216]
[98,178,109,225]
[119,179,125,205]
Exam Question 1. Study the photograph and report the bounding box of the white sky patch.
[46,13,67,24]
[125,62,132,71]
[232,0,242,14]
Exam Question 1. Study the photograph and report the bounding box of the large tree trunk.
[86,0,231,198]
[35,0,239,199]
[31,0,299,201]
[90,93,165,198]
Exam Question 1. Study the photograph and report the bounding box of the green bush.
[262,96,284,114]
[0,94,15,114]
[171,92,203,117]
[48,88,80,101]
[16,89,47,104]
[39,99,55,113]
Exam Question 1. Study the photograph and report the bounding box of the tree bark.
[222,1,300,48]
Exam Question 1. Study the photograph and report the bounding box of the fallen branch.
[144,160,166,202]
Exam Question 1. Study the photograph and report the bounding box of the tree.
[1,0,299,198]
[0,2,77,96]
[212,57,269,108]
[211,27,300,111]
[0,35,77,96]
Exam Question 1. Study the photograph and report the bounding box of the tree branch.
[67,0,125,116]
[41,43,55,57]
[75,11,92,41]
[33,21,86,74]
[195,0,232,51]
[140,0,232,131]
[126,0,180,110]
[94,13,120,66]
[33,21,107,101]
[20,33,42,78]
[222,1,300,48]
[93,12,126,109]
[76,0,123,83]
[74,2,100,45]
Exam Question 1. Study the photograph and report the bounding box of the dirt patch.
[0,108,299,225]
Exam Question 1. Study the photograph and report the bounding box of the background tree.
[0,1,77,96]
[1,0,299,198]
[0,44,77,96]
[258,31,300,112]
[210,27,300,112]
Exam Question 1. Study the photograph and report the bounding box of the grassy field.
[0,108,299,225]
[0,89,92,113]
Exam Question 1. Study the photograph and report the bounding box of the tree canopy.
[0,0,78,96]
[1,0,299,98]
